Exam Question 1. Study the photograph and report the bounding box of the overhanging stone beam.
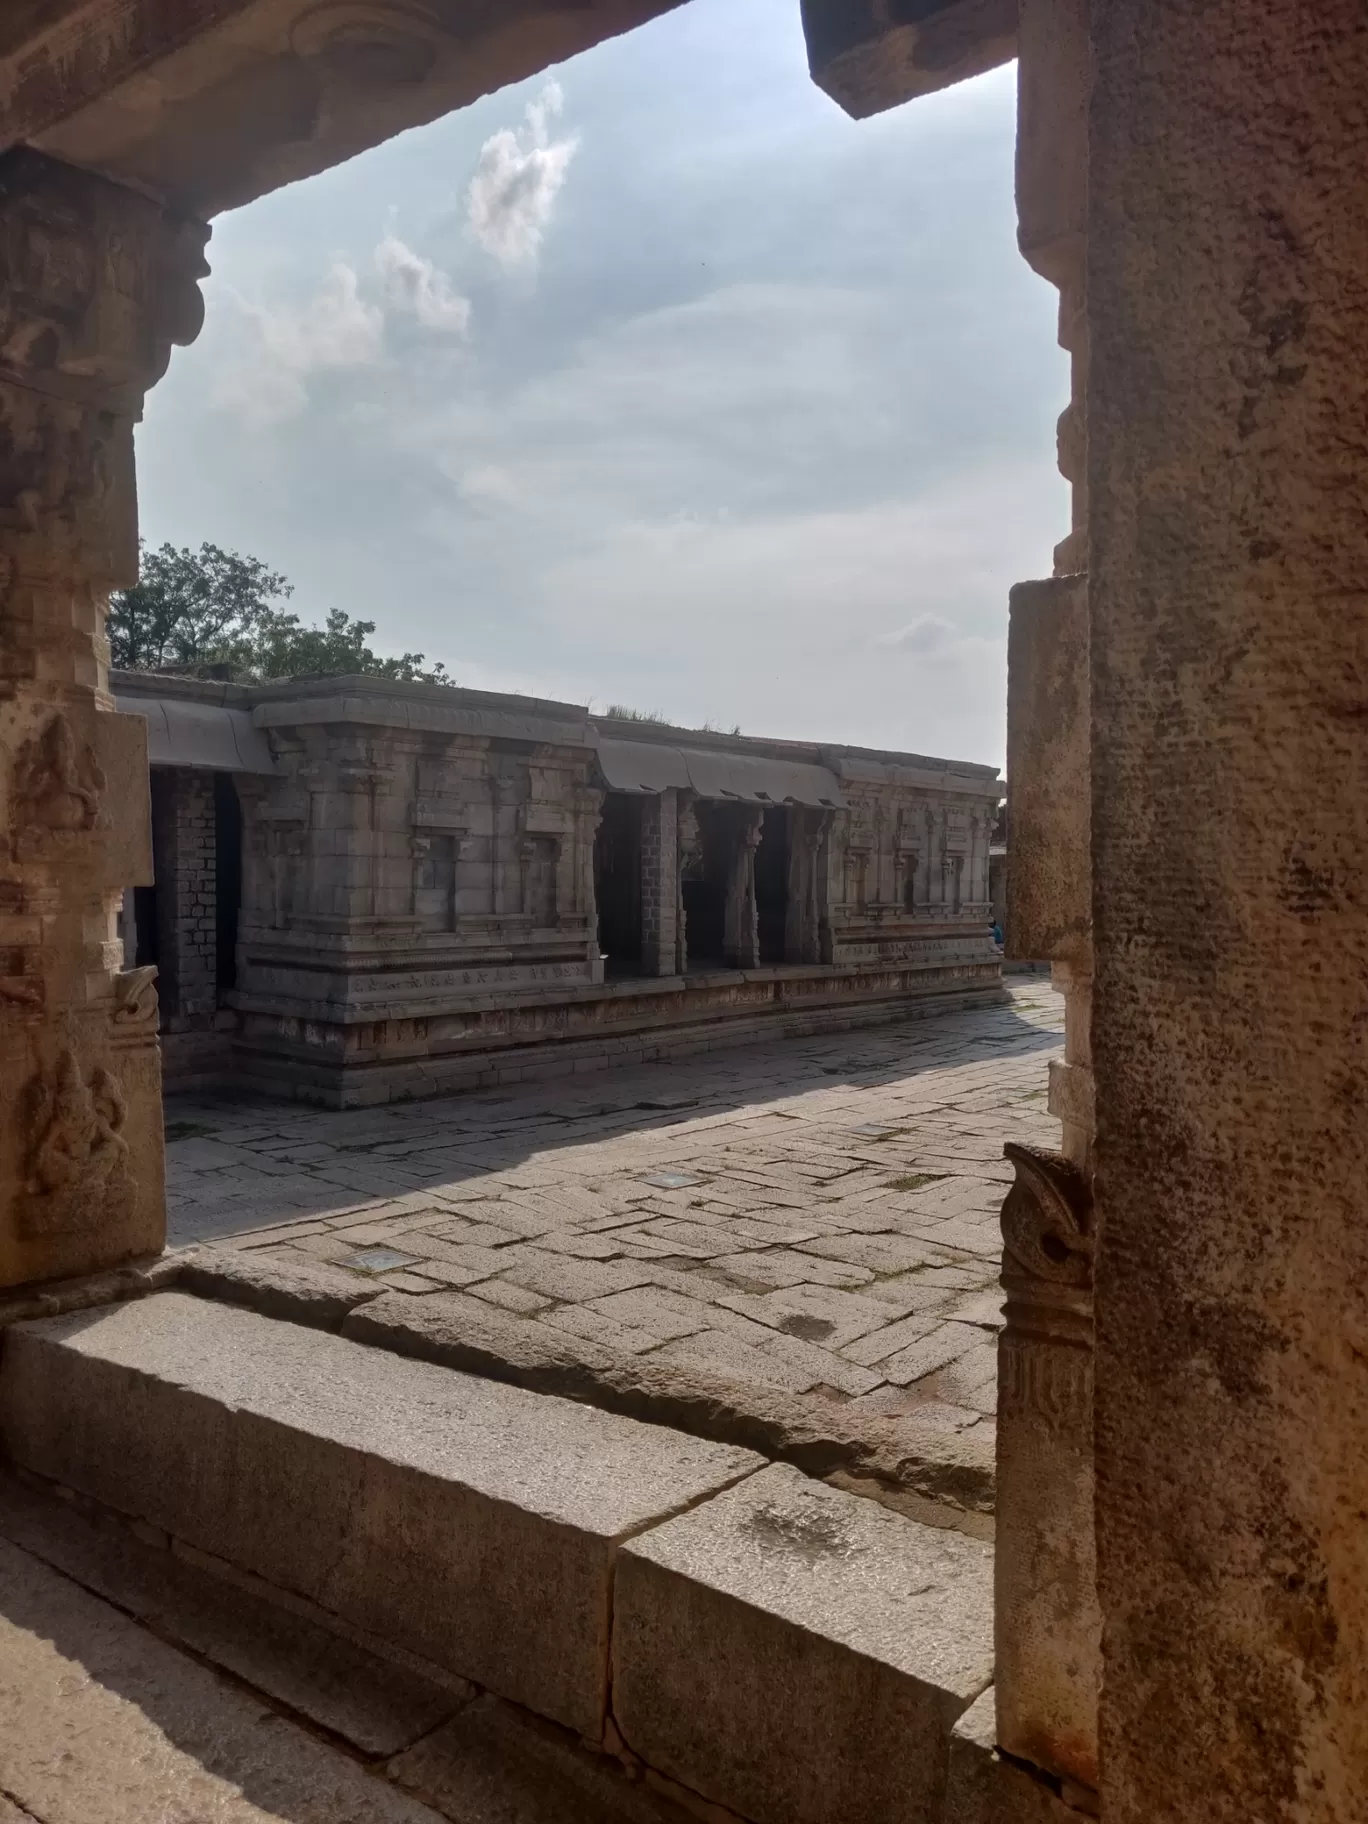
[801,0,1017,120]
[1,0,687,217]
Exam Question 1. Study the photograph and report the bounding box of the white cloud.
[375,233,471,334]
[878,615,956,654]
[212,262,383,424]
[466,81,579,268]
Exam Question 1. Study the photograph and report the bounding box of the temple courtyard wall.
[114,672,1004,1106]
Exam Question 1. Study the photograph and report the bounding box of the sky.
[136,0,1067,772]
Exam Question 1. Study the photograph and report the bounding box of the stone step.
[0,1290,760,1743]
[0,1289,996,1824]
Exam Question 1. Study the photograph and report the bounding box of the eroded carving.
[112,965,158,1028]
[21,1048,134,1236]
[13,712,106,838]
[1000,1141,1093,1423]
[1001,1140,1093,1288]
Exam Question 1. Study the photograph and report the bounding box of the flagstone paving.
[166,977,1062,1433]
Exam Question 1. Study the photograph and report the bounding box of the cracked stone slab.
[612,1463,994,1824]
[0,1292,762,1741]
[388,1693,693,1824]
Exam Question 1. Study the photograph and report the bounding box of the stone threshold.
[181,1242,996,1532]
[0,1291,997,1824]
[0,1247,995,1532]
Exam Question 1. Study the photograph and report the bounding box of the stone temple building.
[0,2,1365,1823]
[113,670,1002,1103]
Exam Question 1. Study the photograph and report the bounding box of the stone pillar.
[996,0,1100,1799]
[786,808,832,965]
[1089,2,1368,1817]
[0,148,207,1290]
[577,786,605,984]
[151,768,218,1028]
[676,796,701,974]
[723,809,763,970]
[640,788,679,977]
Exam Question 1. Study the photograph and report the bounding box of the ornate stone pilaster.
[996,1141,1100,1795]
[0,148,208,1289]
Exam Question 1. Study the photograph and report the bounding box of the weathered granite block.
[611,1463,993,1824]
[0,1292,761,1739]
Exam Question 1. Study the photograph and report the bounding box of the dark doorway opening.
[594,792,644,974]
[214,773,242,996]
[755,805,791,965]
[683,801,740,967]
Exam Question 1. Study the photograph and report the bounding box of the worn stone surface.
[0,1469,463,1758]
[341,1287,995,1521]
[1088,3,1368,1820]
[613,1463,993,1824]
[389,1694,691,1824]
[0,1291,761,1740]
[167,984,1061,1479]
[182,1243,385,1330]
[943,1689,1083,1824]
[0,1533,448,1823]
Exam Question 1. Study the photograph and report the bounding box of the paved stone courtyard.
[167,979,1061,1433]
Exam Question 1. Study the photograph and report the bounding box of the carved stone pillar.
[723,808,763,970]
[997,0,1099,1802]
[997,1142,1100,1795]
[785,808,832,965]
[676,796,701,974]
[0,148,208,1290]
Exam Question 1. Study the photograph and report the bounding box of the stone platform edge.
[0,1248,994,1532]
[230,968,1008,1108]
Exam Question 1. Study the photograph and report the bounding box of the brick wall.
[151,767,218,1030]
[640,787,679,978]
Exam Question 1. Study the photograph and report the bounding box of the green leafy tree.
[109,542,451,685]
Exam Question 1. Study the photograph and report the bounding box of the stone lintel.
[4,0,687,218]
[802,0,1017,120]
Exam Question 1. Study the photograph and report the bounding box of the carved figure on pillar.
[0,147,208,1288]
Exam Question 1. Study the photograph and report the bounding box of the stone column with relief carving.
[0,148,207,1290]
[997,0,1101,1802]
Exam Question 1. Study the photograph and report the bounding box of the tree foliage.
[109,542,451,685]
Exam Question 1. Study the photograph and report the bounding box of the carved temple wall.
[111,674,1003,1108]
